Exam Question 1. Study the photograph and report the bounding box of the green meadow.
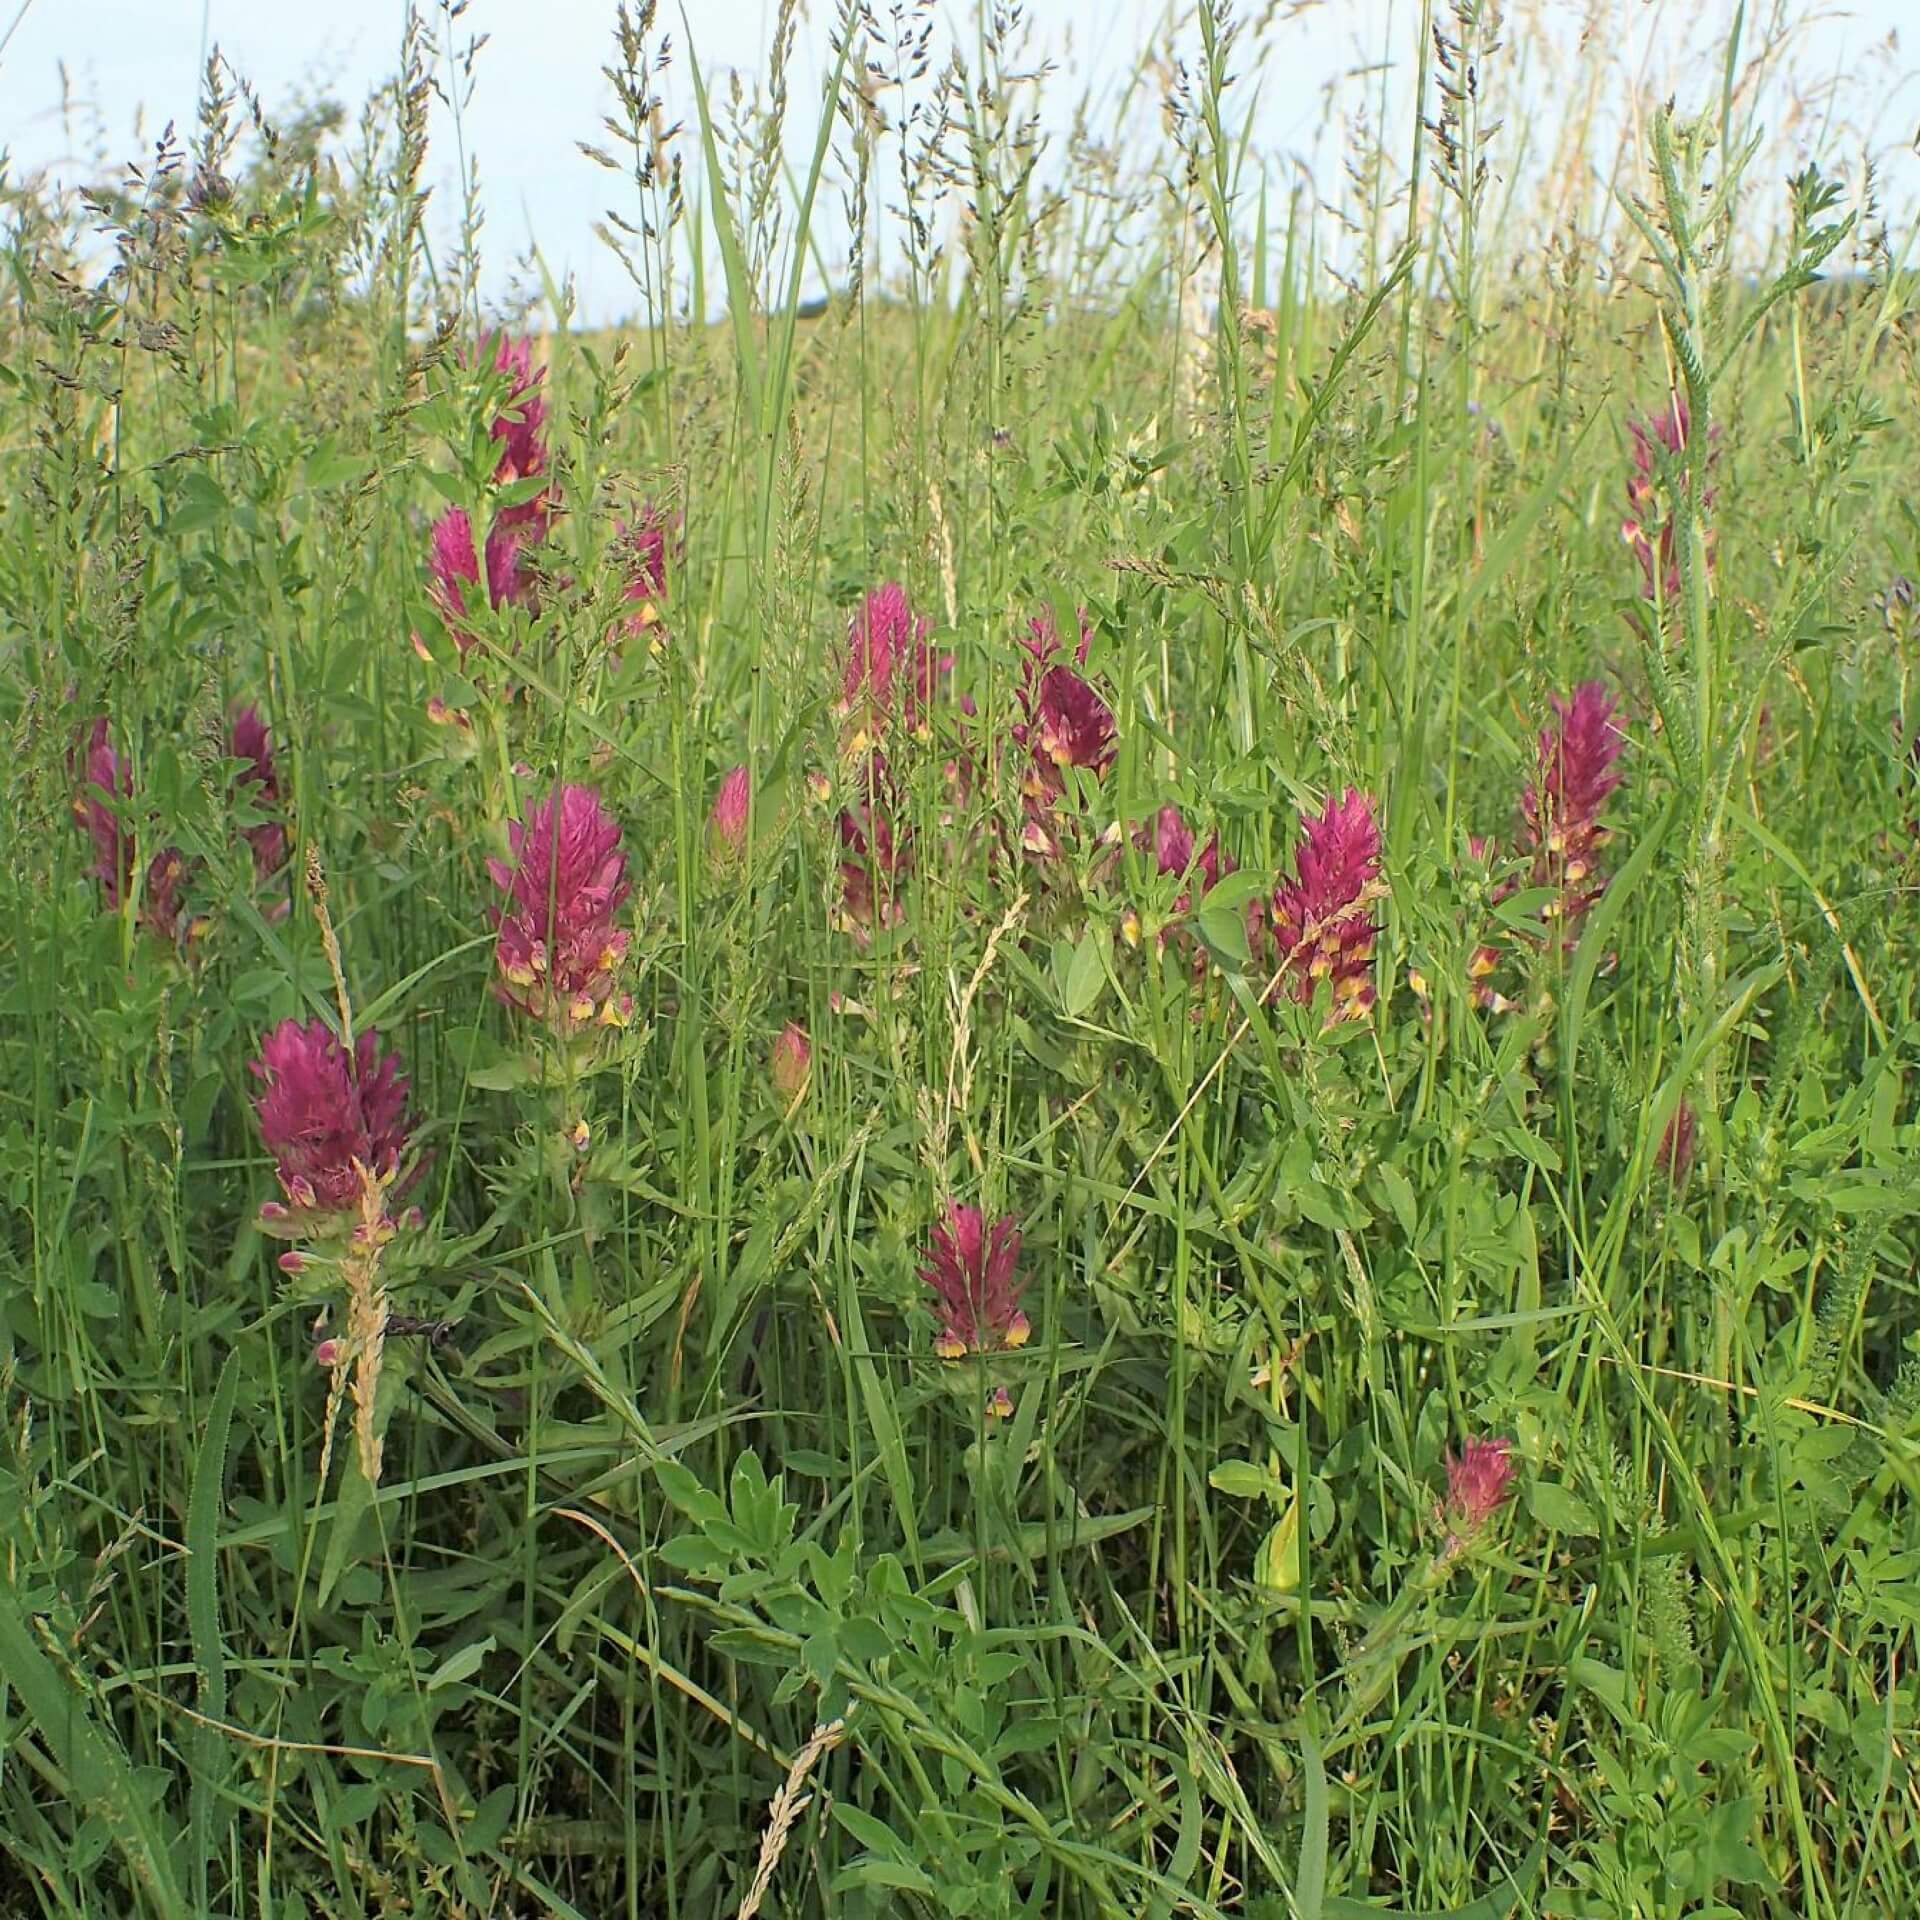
[1,2,1918,1914]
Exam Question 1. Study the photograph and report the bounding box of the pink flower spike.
[1152,806,1195,878]
[485,518,533,610]
[1442,1436,1516,1543]
[835,759,911,933]
[918,1203,1029,1359]
[709,764,750,863]
[72,718,199,941]
[1623,393,1717,606]
[839,584,949,745]
[427,507,483,648]
[1013,608,1117,830]
[479,330,549,490]
[617,508,675,616]
[229,704,289,884]
[1524,683,1626,931]
[139,846,198,945]
[488,784,633,1032]
[74,716,132,906]
[1033,668,1118,780]
[249,1019,416,1222]
[770,1022,812,1099]
[1256,788,1382,1020]
[1657,1098,1698,1189]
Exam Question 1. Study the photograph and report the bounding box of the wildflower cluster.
[836,582,954,756]
[614,506,676,646]
[1119,803,1235,959]
[73,707,291,946]
[422,336,552,651]
[826,584,955,933]
[250,1015,424,1486]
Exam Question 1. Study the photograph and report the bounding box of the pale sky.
[2,0,1912,323]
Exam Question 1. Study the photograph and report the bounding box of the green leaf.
[1196,899,1252,971]
[1209,1458,1289,1506]
[831,1858,937,1895]
[1298,1723,1329,1920]
[1254,1501,1302,1594]
[1528,1480,1601,1538]
[300,439,364,491]
[1063,929,1108,1017]
[426,1636,496,1693]
[1375,1162,1418,1238]
[832,1804,913,1860]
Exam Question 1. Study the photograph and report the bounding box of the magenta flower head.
[619,508,672,600]
[1025,606,1094,670]
[229,705,288,884]
[72,717,200,943]
[1153,805,1194,878]
[250,1018,416,1225]
[479,330,548,490]
[427,507,530,651]
[709,764,750,863]
[1013,609,1117,832]
[612,507,676,643]
[836,793,911,932]
[839,583,951,748]
[1440,1436,1517,1551]
[1149,804,1229,901]
[1524,683,1625,929]
[1623,394,1717,605]
[141,847,200,945]
[1657,1097,1698,1190]
[1121,805,1234,953]
[770,1021,812,1099]
[74,716,131,905]
[918,1202,1030,1359]
[1029,667,1118,785]
[488,784,634,1032]
[1254,788,1382,1021]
